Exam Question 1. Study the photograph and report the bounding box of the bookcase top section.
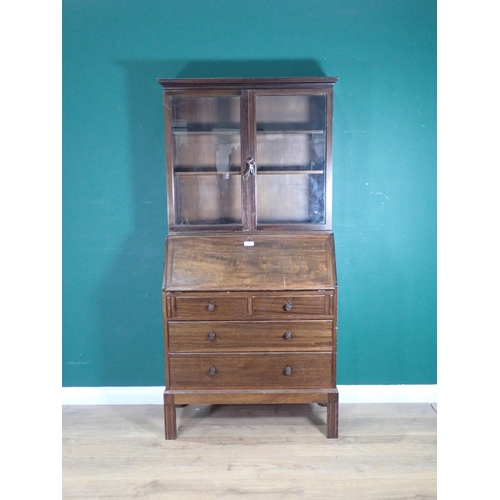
[163,233,337,292]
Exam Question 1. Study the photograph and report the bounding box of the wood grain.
[172,295,248,319]
[168,320,333,352]
[169,352,333,390]
[63,403,436,499]
[252,294,329,316]
[166,389,332,405]
[164,233,336,292]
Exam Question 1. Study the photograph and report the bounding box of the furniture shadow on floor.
[176,403,329,438]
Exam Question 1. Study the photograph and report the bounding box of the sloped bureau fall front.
[158,77,339,439]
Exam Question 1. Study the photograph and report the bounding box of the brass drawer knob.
[208,332,216,341]
[284,299,293,311]
[207,303,215,312]
[208,367,217,376]
[284,366,292,376]
[284,331,292,339]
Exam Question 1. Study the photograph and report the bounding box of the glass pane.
[171,96,241,225]
[255,94,326,224]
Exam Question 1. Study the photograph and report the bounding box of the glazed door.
[165,87,333,232]
[166,92,243,229]
[252,90,332,230]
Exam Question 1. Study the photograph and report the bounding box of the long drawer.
[169,353,333,390]
[168,321,333,352]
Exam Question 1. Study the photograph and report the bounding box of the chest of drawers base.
[162,286,338,439]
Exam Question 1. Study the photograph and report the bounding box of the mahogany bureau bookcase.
[158,77,339,439]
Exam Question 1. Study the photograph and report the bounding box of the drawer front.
[168,321,333,352]
[252,295,329,317]
[172,295,248,319]
[169,353,333,389]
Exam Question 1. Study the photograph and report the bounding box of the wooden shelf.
[172,129,323,136]
[175,170,240,176]
[257,130,324,135]
[174,169,324,176]
[258,170,324,175]
[172,129,240,135]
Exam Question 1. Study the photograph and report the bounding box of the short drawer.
[168,321,333,352]
[252,294,329,317]
[169,353,333,390]
[171,295,248,319]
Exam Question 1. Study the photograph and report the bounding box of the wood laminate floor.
[62,403,437,499]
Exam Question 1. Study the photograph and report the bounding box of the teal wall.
[63,0,436,386]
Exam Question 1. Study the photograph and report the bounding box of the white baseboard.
[62,385,437,405]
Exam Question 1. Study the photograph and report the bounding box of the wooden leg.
[164,393,177,440]
[326,391,339,439]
